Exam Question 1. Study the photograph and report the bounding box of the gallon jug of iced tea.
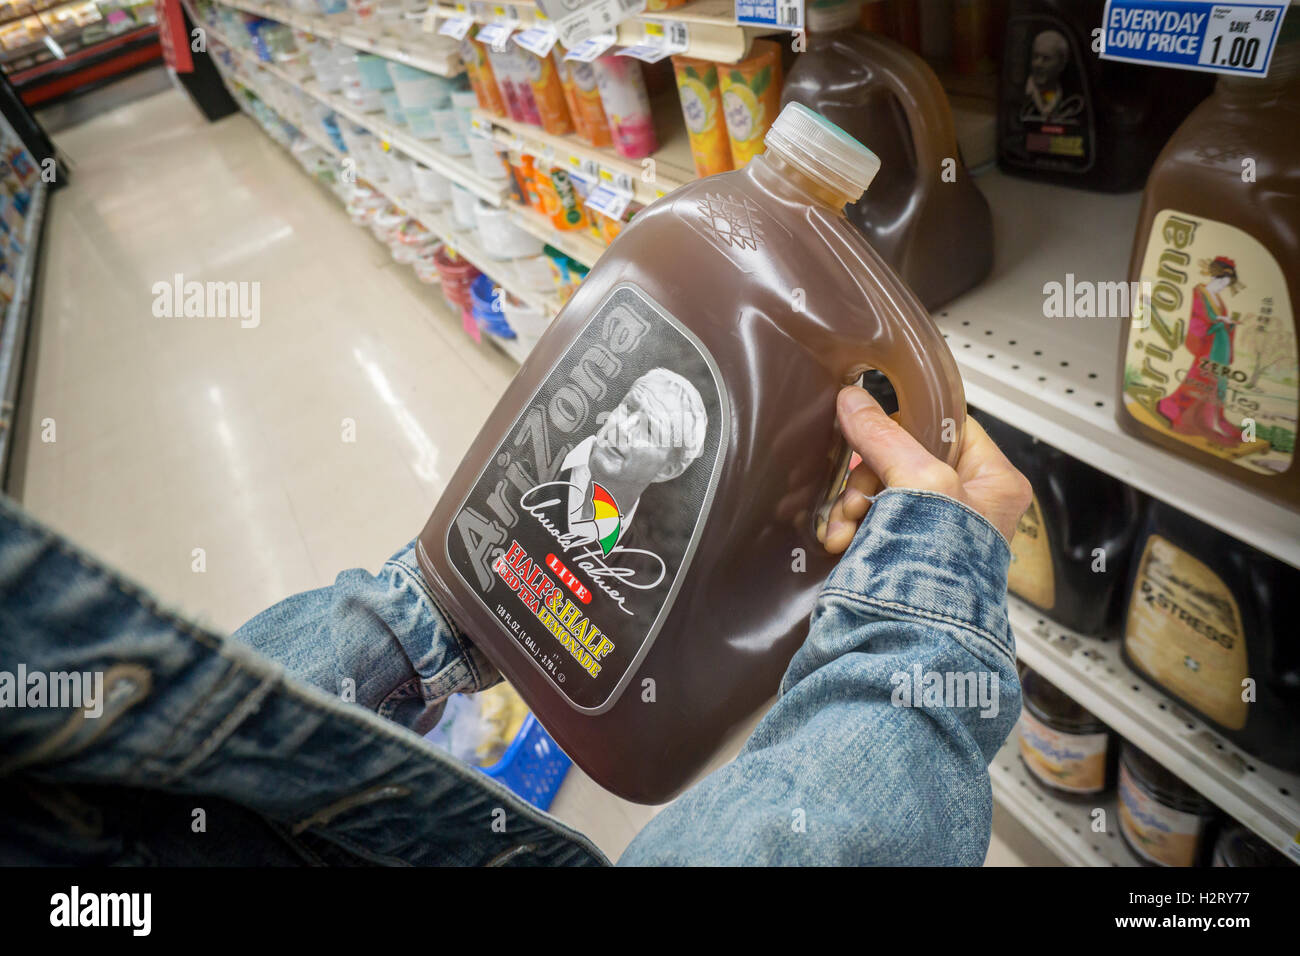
[1118,18,1300,509]
[782,0,994,310]
[997,0,1213,191]
[416,102,966,803]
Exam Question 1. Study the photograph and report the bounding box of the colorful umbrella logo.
[590,482,622,556]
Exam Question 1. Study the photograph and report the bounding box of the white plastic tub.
[413,164,450,206]
[468,134,508,181]
[450,183,478,231]
[503,295,549,339]
[473,203,544,259]
[385,151,416,195]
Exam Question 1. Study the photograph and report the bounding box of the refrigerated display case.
[0,0,161,106]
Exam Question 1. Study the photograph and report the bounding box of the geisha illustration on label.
[1123,210,1298,475]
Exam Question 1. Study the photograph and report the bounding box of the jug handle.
[858,33,964,209]
[815,285,968,535]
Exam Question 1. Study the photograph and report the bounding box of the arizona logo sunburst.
[590,482,622,556]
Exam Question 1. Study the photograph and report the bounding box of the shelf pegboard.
[939,170,1300,570]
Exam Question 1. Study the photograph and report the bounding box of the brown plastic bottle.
[1121,499,1300,772]
[997,0,1214,192]
[973,409,1142,638]
[783,0,994,311]
[1118,20,1300,508]
[416,103,966,803]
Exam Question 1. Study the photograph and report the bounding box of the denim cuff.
[384,542,502,702]
[823,488,1015,666]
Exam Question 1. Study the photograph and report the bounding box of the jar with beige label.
[1118,742,1217,867]
[1122,499,1300,772]
[1018,668,1116,800]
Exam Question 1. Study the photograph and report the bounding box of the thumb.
[837,386,954,492]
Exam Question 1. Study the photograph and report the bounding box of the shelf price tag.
[513,24,559,57]
[567,153,601,179]
[438,15,474,40]
[476,21,516,50]
[1100,0,1288,77]
[598,165,635,195]
[536,0,647,48]
[562,30,617,61]
[469,115,493,140]
[617,17,688,62]
[583,182,632,220]
[735,0,803,30]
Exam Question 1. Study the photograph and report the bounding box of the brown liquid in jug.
[783,0,994,311]
[1118,21,1300,509]
[417,104,965,803]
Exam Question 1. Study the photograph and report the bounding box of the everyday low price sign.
[1101,0,1290,77]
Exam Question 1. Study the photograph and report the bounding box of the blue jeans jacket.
[0,489,1020,865]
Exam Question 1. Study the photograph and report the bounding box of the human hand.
[819,386,1033,554]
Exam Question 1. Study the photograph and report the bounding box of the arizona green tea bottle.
[1118,19,1300,507]
[417,104,965,803]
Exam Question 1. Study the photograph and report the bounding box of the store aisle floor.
[17,85,1050,865]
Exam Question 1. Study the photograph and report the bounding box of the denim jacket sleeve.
[618,489,1023,866]
[231,541,501,733]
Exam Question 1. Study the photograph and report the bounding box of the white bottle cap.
[764,101,882,200]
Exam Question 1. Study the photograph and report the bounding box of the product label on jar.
[1000,14,1094,173]
[1118,763,1207,867]
[1123,209,1297,474]
[1017,709,1108,793]
[444,283,728,713]
[1008,492,1055,611]
[1124,534,1248,730]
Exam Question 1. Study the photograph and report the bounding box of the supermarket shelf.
[363,167,558,318]
[989,733,1140,867]
[478,92,696,206]
[368,183,556,360]
[297,115,341,156]
[0,181,48,484]
[941,170,1300,570]
[434,0,773,63]
[506,201,604,269]
[203,19,509,204]
[218,48,553,360]
[308,78,507,204]
[212,0,464,76]
[1009,595,1300,864]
